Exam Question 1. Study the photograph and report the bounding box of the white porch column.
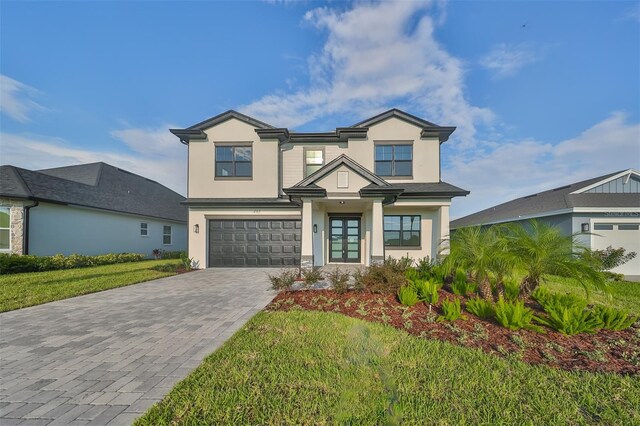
[301,199,314,268]
[370,199,385,264]
[439,205,450,257]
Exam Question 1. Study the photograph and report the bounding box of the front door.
[329,217,361,263]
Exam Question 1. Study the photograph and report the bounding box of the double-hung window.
[384,215,421,247]
[163,225,172,245]
[215,145,252,178]
[140,222,148,237]
[375,144,412,176]
[304,149,324,177]
[0,207,10,252]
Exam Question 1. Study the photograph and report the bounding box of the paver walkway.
[0,268,276,425]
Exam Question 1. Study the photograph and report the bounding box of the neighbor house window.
[375,144,412,176]
[140,222,148,236]
[215,145,252,178]
[163,225,172,245]
[305,149,324,177]
[0,207,9,252]
[384,215,420,247]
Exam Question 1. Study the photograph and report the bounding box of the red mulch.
[267,289,640,375]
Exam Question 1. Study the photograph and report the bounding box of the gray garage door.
[208,219,301,267]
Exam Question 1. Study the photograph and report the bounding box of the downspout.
[23,200,39,255]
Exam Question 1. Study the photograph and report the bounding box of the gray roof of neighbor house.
[451,170,640,229]
[0,162,187,222]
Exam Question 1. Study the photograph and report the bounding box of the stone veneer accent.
[0,198,26,255]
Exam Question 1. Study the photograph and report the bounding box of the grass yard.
[0,259,182,312]
[544,275,640,313]
[136,310,639,425]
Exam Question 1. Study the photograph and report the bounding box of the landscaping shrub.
[180,253,194,271]
[438,298,467,322]
[535,304,602,335]
[384,256,413,273]
[413,279,439,305]
[359,263,408,294]
[405,267,420,283]
[301,267,324,288]
[494,297,541,332]
[592,306,638,331]
[268,270,297,291]
[151,263,181,273]
[397,286,420,307]
[532,287,587,311]
[503,279,520,301]
[588,245,637,271]
[0,252,146,274]
[451,270,475,296]
[466,297,495,319]
[327,268,350,294]
[351,268,366,292]
[161,250,185,259]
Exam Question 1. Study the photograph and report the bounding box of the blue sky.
[1,0,639,218]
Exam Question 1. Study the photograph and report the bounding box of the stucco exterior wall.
[0,198,27,255]
[282,143,348,188]
[28,202,186,257]
[188,118,279,198]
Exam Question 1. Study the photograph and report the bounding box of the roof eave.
[169,128,207,144]
[421,126,457,143]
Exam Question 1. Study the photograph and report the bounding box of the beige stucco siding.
[188,118,279,198]
[316,165,372,194]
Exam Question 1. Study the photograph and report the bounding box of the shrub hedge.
[0,252,146,274]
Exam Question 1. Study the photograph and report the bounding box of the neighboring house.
[170,109,469,269]
[451,169,640,279]
[0,162,187,257]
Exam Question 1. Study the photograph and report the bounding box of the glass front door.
[329,217,361,263]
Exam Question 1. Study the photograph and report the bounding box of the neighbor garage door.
[208,219,301,267]
[592,221,640,277]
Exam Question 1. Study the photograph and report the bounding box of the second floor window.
[305,149,324,177]
[375,144,412,176]
[215,146,252,178]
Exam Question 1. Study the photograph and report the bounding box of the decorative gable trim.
[293,154,390,188]
[570,169,640,194]
[351,108,456,143]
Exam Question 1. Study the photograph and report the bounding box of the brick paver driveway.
[0,268,276,425]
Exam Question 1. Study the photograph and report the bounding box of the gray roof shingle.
[451,171,639,228]
[0,162,186,222]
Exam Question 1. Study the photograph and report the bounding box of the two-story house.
[170,109,469,269]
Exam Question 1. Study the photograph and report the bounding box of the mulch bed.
[267,289,640,375]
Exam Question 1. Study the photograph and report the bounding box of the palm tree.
[502,220,606,297]
[445,226,512,301]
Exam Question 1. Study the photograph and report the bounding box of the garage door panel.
[592,221,640,276]
[209,219,301,268]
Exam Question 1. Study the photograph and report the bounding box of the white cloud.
[0,126,187,195]
[618,3,640,22]
[479,43,543,78]
[241,1,493,145]
[445,112,640,218]
[0,75,48,122]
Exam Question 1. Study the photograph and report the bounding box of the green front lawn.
[544,275,640,313]
[136,310,639,425]
[0,259,182,312]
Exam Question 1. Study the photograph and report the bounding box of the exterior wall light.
[581,223,589,232]
[313,224,317,233]
[193,224,200,233]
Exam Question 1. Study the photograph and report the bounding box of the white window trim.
[163,225,172,246]
[140,222,149,238]
[0,207,10,253]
